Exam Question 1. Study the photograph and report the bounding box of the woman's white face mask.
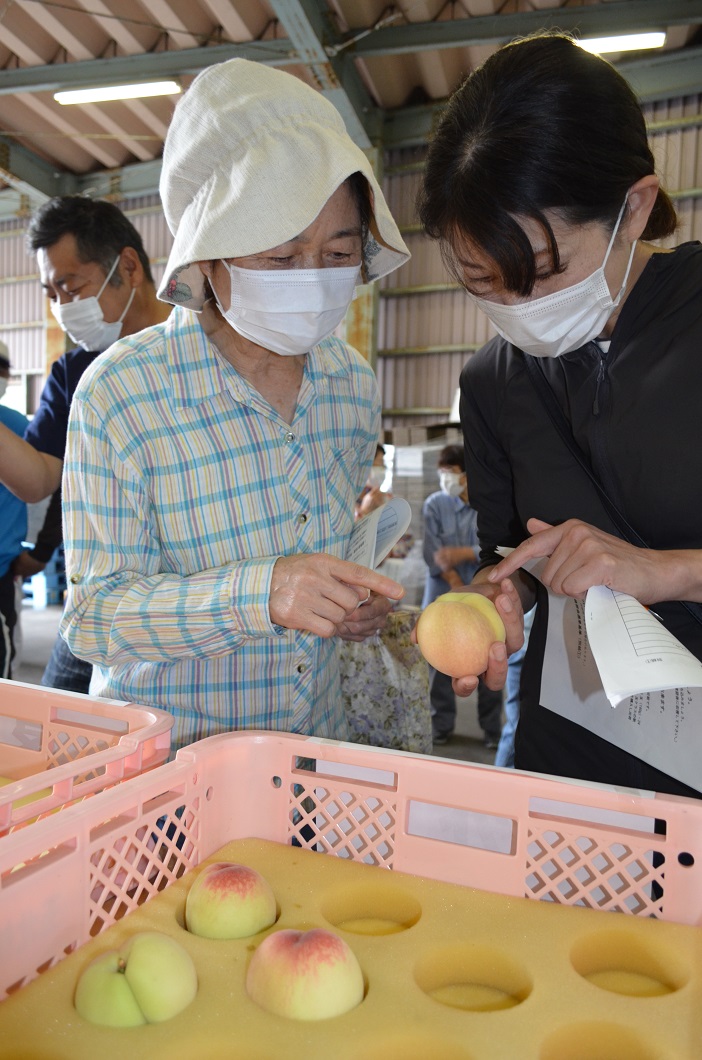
[470,198,636,359]
[50,256,135,353]
[214,262,361,356]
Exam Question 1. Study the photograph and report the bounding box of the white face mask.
[214,263,360,356]
[471,199,636,358]
[367,466,386,489]
[439,470,465,498]
[0,378,7,401]
[50,256,135,352]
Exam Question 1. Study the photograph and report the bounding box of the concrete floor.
[12,600,500,767]
[13,598,59,688]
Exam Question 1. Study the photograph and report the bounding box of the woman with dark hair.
[417,33,702,796]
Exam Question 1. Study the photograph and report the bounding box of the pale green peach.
[74,951,146,1028]
[74,931,197,1027]
[440,592,507,640]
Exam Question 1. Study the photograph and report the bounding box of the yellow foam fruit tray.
[1,836,701,1060]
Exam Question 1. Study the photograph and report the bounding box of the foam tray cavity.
[1,837,700,1059]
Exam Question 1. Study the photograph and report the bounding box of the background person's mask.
[50,256,135,352]
[367,466,386,489]
[471,199,635,358]
[439,471,464,498]
[215,263,360,356]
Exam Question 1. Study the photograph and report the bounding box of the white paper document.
[345,496,412,570]
[521,556,702,792]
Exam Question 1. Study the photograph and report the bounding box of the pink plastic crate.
[1,729,701,999]
[0,678,173,834]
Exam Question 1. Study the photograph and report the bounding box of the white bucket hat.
[158,59,410,310]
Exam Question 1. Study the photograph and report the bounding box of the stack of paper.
[525,556,702,793]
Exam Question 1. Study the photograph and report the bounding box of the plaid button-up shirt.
[61,306,380,749]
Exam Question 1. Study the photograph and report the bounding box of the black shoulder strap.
[523,354,702,628]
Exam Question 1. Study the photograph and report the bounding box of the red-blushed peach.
[185,861,277,939]
[416,591,506,677]
[73,931,197,1027]
[245,927,365,1020]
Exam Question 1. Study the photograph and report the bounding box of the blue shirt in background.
[421,490,479,609]
[0,404,29,577]
[24,346,100,458]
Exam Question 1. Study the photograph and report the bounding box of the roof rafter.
[350,0,702,57]
[268,0,381,147]
[2,0,702,215]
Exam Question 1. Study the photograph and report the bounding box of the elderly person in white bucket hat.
[60,59,410,750]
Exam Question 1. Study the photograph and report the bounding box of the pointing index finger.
[336,558,405,601]
[488,521,561,581]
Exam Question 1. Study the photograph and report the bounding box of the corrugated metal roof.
[1,0,701,219]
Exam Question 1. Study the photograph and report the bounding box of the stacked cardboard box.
[383,424,461,447]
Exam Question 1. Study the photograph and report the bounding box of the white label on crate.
[529,797,657,835]
[317,759,397,787]
[54,707,129,734]
[407,800,515,855]
[0,716,42,750]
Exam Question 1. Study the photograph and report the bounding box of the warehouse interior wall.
[1,91,701,426]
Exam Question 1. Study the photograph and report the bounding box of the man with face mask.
[60,59,409,749]
[1,197,171,691]
[0,197,170,507]
[0,343,29,678]
[421,444,503,747]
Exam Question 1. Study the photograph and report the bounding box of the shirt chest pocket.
[324,446,362,537]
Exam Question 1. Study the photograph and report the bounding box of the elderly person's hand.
[336,591,394,642]
[270,554,403,638]
[488,517,692,605]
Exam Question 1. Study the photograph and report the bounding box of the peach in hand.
[245,927,364,1020]
[416,591,506,677]
[185,861,277,939]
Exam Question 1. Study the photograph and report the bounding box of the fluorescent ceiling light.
[54,80,182,105]
[577,32,666,55]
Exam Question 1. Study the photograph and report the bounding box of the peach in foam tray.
[245,927,365,1020]
[185,860,278,939]
[73,931,198,1027]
